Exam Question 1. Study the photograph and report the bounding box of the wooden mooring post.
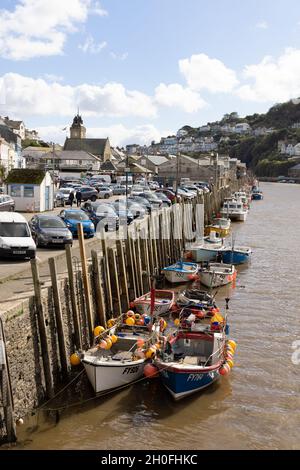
[30,259,54,399]
[91,250,107,327]
[65,245,82,350]
[77,223,94,342]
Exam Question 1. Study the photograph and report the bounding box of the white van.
[0,212,36,259]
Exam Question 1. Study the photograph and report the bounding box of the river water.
[16,182,300,450]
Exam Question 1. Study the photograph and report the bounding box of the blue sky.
[0,0,300,146]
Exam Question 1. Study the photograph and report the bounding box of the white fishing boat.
[205,218,231,238]
[82,326,151,394]
[133,290,175,315]
[199,263,237,288]
[220,200,248,222]
[187,232,224,263]
[232,192,250,210]
[162,261,199,284]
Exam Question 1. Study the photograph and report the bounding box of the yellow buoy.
[105,338,113,350]
[228,340,237,351]
[174,318,180,327]
[126,317,135,326]
[227,359,234,369]
[107,319,116,329]
[70,353,81,366]
[94,325,105,337]
[145,348,156,359]
[110,335,118,344]
[227,345,235,355]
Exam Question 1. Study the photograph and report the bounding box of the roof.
[291,163,300,170]
[64,138,109,156]
[5,169,47,184]
[0,212,27,223]
[143,155,169,166]
[100,160,118,171]
[42,150,100,161]
[0,124,19,144]
[4,119,23,130]
[129,163,152,174]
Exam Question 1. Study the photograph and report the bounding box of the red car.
[156,189,181,203]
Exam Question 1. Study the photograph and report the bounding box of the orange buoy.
[144,363,159,378]
[99,340,107,349]
[137,338,145,348]
[94,325,105,337]
[110,335,118,344]
[70,353,81,366]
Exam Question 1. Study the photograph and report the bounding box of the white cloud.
[79,36,107,54]
[0,73,157,118]
[37,124,170,147]
[155,83,206,113]
[0,0,107,60]
[43,74,64,82]
[110,52,129,61]
[256,21,268,29]
[91,1,108,17]
[237,48,300,102]
[179,53,239,93]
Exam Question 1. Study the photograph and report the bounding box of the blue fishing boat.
[162,261,199,284]
[252,188,263,200]
[221,246,252,265]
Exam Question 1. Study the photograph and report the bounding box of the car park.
[82,202,119,232]
[130,185,146,196]
[59,209,95,238]
[177,188,195,200]
[110,184,127,195]
[115,199,146,219]
[0,212,36,259]
[157,188,179,204]
[54,188,75,207]
[29,214,73,248]
[0,195,15,212]
[138,192,162,209]
[111,201,134,225]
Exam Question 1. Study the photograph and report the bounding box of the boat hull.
[83,358,146,394]
[220,210,247,222]
[164,270,197,284]
[252,194,263,200]
[221,250,251,265]
[156,362,220,400]
[189,247,221,262]
[200,270,236,288]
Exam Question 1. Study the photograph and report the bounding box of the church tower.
[70,113,86,139]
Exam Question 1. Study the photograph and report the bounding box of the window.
[24,185,34,198]
[10,185,21,197]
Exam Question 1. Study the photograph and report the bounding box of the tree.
[0,164,6,184]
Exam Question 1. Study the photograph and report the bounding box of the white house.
[234,123,251,134]
[3,117,26,140]
[5,169,54,212]
[0,138,14,175]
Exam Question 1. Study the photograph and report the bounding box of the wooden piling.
[30,259,54,399]
[77,223,94,342]
[0,318,16,443]
[91,250,107,327]
[48,258,69,378]
[101,231,113,315]
[116,240,130,311]
[108,248,122,317]
[65,245,82,350]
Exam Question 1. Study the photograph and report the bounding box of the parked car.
[110,184,127,195]
[59,209,95,238]
[182,183,203,195]
[148,181,160,190]
[112,201,134,225]
[157,188,179,204]
[180,185,198,196]
[131,185,146,196]
[138,192,162,209]
[54,188,75,207]
[154,191,172,207]
[0,212,36,259]
[82,202,119,232]
[78,186,99,202]
[128,195,152,214]
[178,188,196,200]
[97,186,113,199]
[29,214,73,248]
[0,195,15,212]
[115,199,146,219]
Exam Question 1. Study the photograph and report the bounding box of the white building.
[0,138,14,174]
[234,122,251,134]
[5,169,54,212]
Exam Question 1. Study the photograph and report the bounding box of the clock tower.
[70,113,86,139]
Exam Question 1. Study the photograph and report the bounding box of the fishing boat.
[155,320,226,400]
[176,289,216,309]
[204,218,231,238]
[82,320,154,395]
[221,246,252,265]
[199,263,236,288]
[252,188,263,200]
[133,290,175,316]
[162,261,199,284]
[187,233,224,263]
[220,199,248,222]
[232,192,250,210]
